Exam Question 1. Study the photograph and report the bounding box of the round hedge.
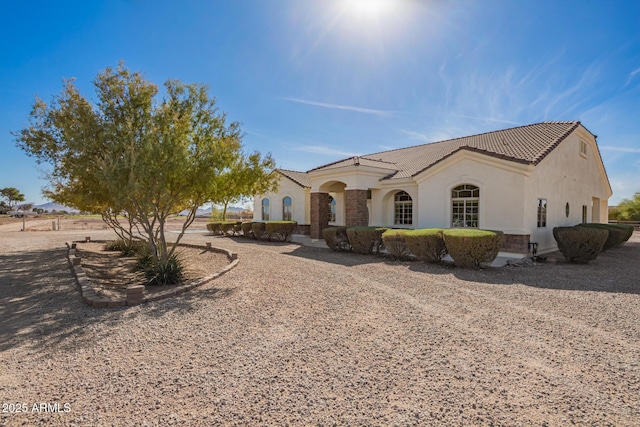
[442,229,504,268]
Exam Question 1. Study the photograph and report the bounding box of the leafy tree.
[0,187,25,209]
[0,201,10,214]
[15,63,277,282]
[212,150,278,220]
[17,203,34,212]
[615,192,640,221]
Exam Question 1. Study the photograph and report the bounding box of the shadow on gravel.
[282,245,386,267]
[0,248,116,353]
[0,248,236,354]
[433,240,640,294]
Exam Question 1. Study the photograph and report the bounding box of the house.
[255,121,612,257]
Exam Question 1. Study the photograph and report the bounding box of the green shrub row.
[207,221,242,236]
[209,221,298,242]
[576,223,633,251]
[325,226,503,268]
[346,226,388,254]
[553,226,608,263]
[322,227,351,252]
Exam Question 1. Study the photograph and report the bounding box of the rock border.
[66,238,239,308]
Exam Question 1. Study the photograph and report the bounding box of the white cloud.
[282,97,401,116]
[623,67,640,88]
[292,144,360,157]
[599,145,640,153]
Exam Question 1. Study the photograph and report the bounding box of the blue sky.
[1,0,639,206]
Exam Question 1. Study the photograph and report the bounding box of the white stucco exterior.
[256,123,612,257]
[253,173,310,224]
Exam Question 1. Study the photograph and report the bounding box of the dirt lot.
[0,219,639,426]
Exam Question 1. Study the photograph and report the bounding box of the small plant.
[142,254,185,286]
[346,226,388,255]
[265,221,297,242]
[403,229,447,264]
[104,239,149,256]
[553,226,608,263]
[443,229,504,268]
[322,226,351,252]
[381,229,412,260]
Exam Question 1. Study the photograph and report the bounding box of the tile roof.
[310,121,584,180]
[277,169,312,188]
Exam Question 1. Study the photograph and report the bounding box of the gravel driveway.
[1,227,639,426]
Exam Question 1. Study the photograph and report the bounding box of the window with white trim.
[261,198,270,221]
[282,196,292,221]
[328,196,336,222]
[582,205,588,223]
[580,140,587,157]
[452,184,479,228]
[537,199,547,228]
[394,191,413,225]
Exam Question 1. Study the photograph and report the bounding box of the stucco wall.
[411,154,528,233]
[253,177,309,224]
[525,131,611,253]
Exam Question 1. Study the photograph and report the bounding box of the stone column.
[310,192,330,239]
[345,189,369,226]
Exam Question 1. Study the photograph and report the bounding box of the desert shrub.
[141,254,185,286]
[251,222,268,240]
[403,228,447,264]
[218,221,240,236]
[553,226,608,263]
[207,222,221,235]
[241,222,254,238]
[104,239,149,257]
[265,221,297,242]
[443,229,504,268]
[381,229,412,260]
[322,226,351,252]
[346,226,388,255]
[577,223,631,250]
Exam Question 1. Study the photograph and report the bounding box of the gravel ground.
[1,224,639,426]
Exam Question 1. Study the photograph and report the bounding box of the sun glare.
[347,0,396,18]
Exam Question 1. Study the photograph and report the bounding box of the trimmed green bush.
[265,221,297,242]
[207,222,221,235]
[443,229,504,268]
[381,229,412,260]
[553,226,608,263]
[577,223,631,250]
[346,226,389,255]
[403,228,447,264]
[241,222,254,238]
[322,226,351,252]
[219,221,240,236]
[251,222,268,240]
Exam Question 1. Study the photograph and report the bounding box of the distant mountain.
[34,202,80,213]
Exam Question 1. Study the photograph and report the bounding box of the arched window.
[282,196,292,221]
[394,191,412,225]
[328,196,336,222]
[451,184,479,227]
[261,198,270,221]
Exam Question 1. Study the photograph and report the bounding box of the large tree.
[614,192,640,221]
[15,63,277,274]
[0,187,25,209]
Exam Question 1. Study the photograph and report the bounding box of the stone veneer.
[500,234,531,255]
[66,240,239,308]
[310,192,330,239]
[345,189,369,227]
